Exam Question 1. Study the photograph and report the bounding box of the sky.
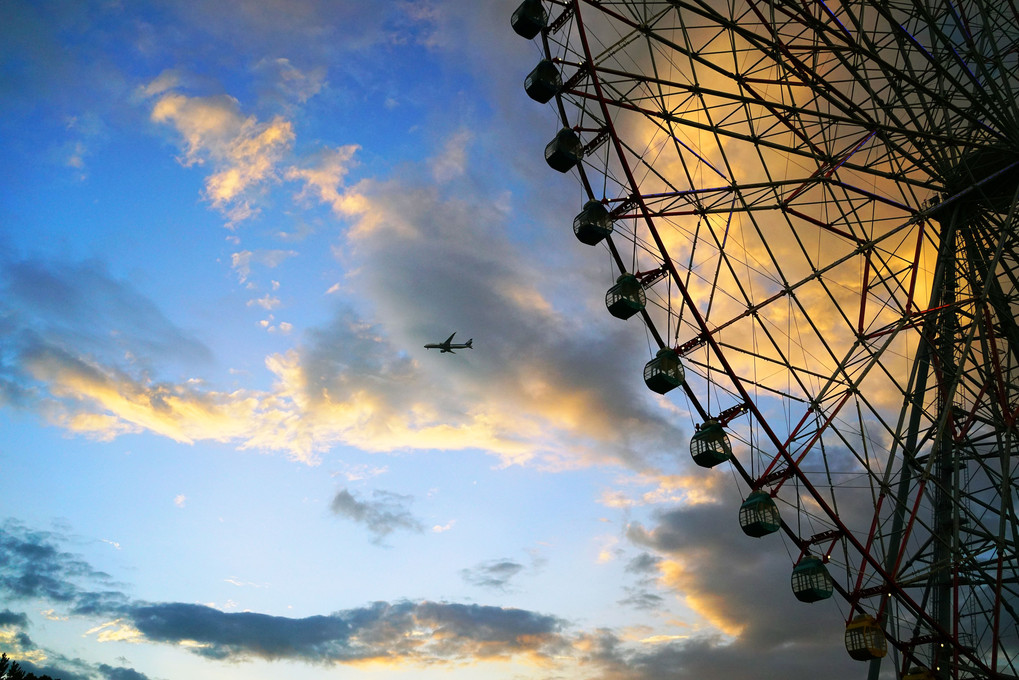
[0,2,868,679]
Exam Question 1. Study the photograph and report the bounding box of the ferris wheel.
[512,0,1019,677]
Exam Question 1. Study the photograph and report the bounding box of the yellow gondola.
[845,615,887,661]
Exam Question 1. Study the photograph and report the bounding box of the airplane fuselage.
[424,332,473,353]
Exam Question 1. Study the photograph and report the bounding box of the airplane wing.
[443,332,456,345]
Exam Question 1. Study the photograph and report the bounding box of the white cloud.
[253,57,326,104]
[248,295,281,311]
[231,249,298,282]
[430,128,472,182]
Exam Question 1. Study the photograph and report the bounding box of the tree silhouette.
[0,653,60,680]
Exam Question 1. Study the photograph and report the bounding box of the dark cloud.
[96,665,152,680]
[128,602,365,661]
[0,609,28,627]
[0,605,100,680]
[330,488,424,541]
[2,651,137,680]
[460,559,524,590]
[582,626,864,680]
[413,601,568,658]
[0,520,119,605]
[621,499,862,680]
[16,658,95,680]
[0,607,35,660]
[617,587,665,612]
[125,600,566,663]
[0,519,568,667]
[624,552,662,577]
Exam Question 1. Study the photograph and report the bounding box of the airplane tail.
[466,339,473,348]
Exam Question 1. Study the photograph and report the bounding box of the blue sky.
[0,2,864,679]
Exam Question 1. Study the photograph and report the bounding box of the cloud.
[122,600,568,664]
[617,588,665,612]
[617,499,861,680]
[96,665,152,680]
[429,128,472,182]
[460,559,525,591]
[0,167,689,472]
[330,488,424,541]
[148,86,294,224]
[624,553,662,577]
[0,522,569,668]
[0,518,874,679]
[1,101,690,477]
[0,610,29,627]
[0,520,121,607]
[253,57,326,105]
[286,145,361,215]
[231,249,298,283]
[286,163,689,471]
[0,258,211,373]
[14,341,274,447]
[0,603,152,680]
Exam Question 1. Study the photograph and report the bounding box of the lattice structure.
[514,1,1019,677]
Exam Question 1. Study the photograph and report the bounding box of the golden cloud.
[85,619,145,644]
[286,144,361,215]
[658,559,745,638]
[149,88,294,224]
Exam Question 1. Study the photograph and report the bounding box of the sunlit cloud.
[148,86,295,224]
[85,619,145,644]
[0,169,684,471]
[286,145,361,215]
[600,474,724,509]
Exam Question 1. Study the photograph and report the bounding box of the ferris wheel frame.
[515,0,1019,678]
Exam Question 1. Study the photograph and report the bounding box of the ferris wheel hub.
[934,142,1019,218]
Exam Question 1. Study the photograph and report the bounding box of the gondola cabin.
[643,348,684,394]
[546,128,583,172]
[790,555,833,602]
[524,60,561,104]
[605,273,645,319]
[845,615,887,661]
[511,0,547,39]
[738,490,780,537]
[689,420,731,468]
[574,200,613,245]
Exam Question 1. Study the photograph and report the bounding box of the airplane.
[424,332,473,353]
